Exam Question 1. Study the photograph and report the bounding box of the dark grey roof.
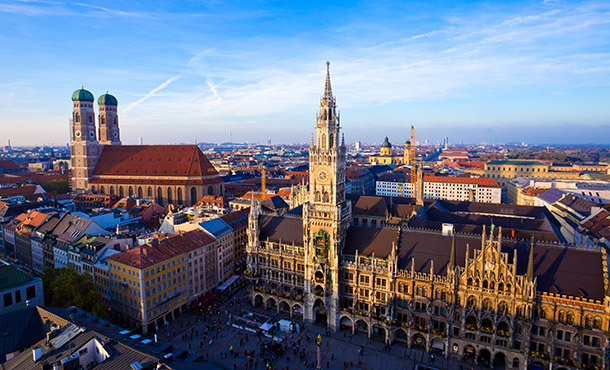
[285,205,303,217]
[557,193,597,215]
[0,200,53,220]
[2,328,166,370]
[0,307,45,361]
[352,196,389,217]
[35,215,61,235]
[423,201,562,241]
[347,194,420,219]
[344,227,605,300]
[343,227,399,258]
[166,361,226,370]
[537,189,565,204]
[261,196,289,212]
[430,200,547,219]
[259,215,303,246]
[407,219,559,242]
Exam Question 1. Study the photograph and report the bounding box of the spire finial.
[527,236,535,280]
[323,61,333,99]
[81,85,84,89]
[449,232,456,270]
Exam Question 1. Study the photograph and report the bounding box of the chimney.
[33,347,42,362]
[143,247,148,256]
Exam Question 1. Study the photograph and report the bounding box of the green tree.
[42,267,109,319]
[43,179,70,195]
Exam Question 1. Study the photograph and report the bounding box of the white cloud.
[116,0,610,128]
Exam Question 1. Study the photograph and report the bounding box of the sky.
[1,0,610,146]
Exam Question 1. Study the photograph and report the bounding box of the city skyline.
[1,0,610,146]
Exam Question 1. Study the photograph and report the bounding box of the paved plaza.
[157,288,487,370]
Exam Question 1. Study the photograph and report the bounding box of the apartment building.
[376,173,501,204]
[107,230,218,334]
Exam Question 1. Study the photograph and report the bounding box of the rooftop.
[108,229,216,269]
[344,227,605,300]
[486,160,547,166]
[0,262,37,291]
[91,145,221,185]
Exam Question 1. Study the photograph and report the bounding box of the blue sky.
[1,0,609,146]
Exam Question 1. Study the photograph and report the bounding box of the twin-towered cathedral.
[246,63,610,370]
[69,88,223,205]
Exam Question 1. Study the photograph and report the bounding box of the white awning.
[431,339,444,349]
[218,275,240,291]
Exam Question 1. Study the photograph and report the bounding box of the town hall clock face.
[318,170,328,181]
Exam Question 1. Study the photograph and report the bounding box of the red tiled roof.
[195,195,225,207]
[242,192,276,200]
[346,169,369,179]
[456,161,485,169]
[277,188,292,197]
[424,174,500,188]
[16,211,50,235]
[0,173,68,185]
[92,145,219,179]
[220,210,248,227]
[0,184,45,201]
[108,229,216,269]
[112,197,137,209]
[522,186,550,197]
[0,160,23,171]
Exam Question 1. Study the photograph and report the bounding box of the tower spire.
[449,232,456,270]
[324,61,332,99]
[527,236,535,280]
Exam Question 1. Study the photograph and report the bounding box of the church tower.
[98,92,121,145]
[403,140,412,166]
[302,62,351,330]
[70,87,100,192]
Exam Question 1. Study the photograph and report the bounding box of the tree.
[42,267,109,319]
[43,179,70,195]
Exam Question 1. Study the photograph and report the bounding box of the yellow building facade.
[368,137,413,165]
[484,160,582,189]
[108,245,187,334]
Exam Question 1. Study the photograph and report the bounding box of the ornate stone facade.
[246,64,610,370]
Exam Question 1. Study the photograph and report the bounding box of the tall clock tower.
[303,62,351,330]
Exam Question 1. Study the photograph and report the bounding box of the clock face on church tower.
[318,170,328,181]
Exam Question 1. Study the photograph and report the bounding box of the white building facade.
[376,174,501,204]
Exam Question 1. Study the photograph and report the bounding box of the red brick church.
[69,88,223,205]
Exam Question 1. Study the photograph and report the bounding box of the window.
[532,325,546,337]
[3,293,12,307]
[15,290,21,303]
[26,286,36,300]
